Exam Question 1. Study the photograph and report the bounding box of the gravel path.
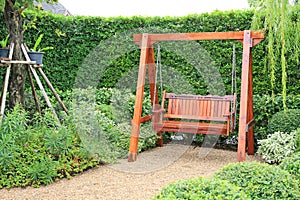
[0,144,262,200]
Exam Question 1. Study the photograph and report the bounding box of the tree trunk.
[3,1,26,108]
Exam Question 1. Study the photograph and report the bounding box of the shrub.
[268,109,300,135]
[152,177,249,200]
[214,162,300,200]
[280,151,300,181]
[70,87,158,159]
[295,128,300,152]
[257,131,296,164]
[253,95,300,141]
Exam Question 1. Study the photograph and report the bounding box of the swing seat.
[152,91,236,137]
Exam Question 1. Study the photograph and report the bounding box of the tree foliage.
[0,0,57,108]
[251,0,300,110]
[0,0,57,11]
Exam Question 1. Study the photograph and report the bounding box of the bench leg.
[157,131,163,147]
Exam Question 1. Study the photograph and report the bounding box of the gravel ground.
[0,144,263,200]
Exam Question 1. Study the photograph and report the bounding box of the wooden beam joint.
[246,119,255,132]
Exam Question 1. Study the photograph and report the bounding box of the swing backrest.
[163,92,236,122]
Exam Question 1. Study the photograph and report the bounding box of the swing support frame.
[128,30,264,162]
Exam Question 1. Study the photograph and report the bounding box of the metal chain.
[231,42,237,130]
[152,44,161,111]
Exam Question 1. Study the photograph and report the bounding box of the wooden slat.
[164,114,227,121]
[193,100,198,116]
[201,100,206,117]
[166,93,235,101]
[153,121,228,135]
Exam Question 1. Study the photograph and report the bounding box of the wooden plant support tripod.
[0,43,68,123]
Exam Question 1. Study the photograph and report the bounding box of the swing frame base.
[128,152,137,162]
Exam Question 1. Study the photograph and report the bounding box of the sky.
[58,0,250,17]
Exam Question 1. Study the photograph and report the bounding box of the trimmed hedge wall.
[1,9,299,96]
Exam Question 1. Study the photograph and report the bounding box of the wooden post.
[0,44,14,121]
[147,46,163,146]
[247,51,254,155]
[29,66,60,124]
[148,46,158,106]
[128,33,149,162]
[37,67,69,114]
[0,66,11,121]
[237,30,252,161]
[27,67,41,114]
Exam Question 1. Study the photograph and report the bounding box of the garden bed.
[0,145,262,200]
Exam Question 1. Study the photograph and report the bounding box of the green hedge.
[1,9,298,95]
[214,162,300,200]
[280,151,300,181]
[152,177,249,200]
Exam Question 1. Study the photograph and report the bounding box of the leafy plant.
[280,151,300,181]
[251,1,300,110]
[0,106,100,189]
[30,33,53,52]
[295,128,300,152]
[214,161,300,200]
[0,34,9,48]
[257,131,296,164]
[254,94,300,141]
[152,177,249,200]
[69,87,158,160]
[26,156,58,187]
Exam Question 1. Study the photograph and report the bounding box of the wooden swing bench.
[152,91,236,137]
[128,31,264,162]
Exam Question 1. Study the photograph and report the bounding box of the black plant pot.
[0,48,9,58]
[28,51,44,65]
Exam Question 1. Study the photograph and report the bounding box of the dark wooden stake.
[37,67,69,114]
[27,66,41,114]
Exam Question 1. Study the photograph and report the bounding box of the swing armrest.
[223,111,235,117]
[152,108,166,114]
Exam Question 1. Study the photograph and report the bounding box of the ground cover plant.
[0,105,100,188]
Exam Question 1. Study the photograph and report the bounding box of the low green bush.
[268,109,300,135]
[280,151,300,181]
[257,131,296,164]
[214,162,300,200]
[152,177,249,200]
